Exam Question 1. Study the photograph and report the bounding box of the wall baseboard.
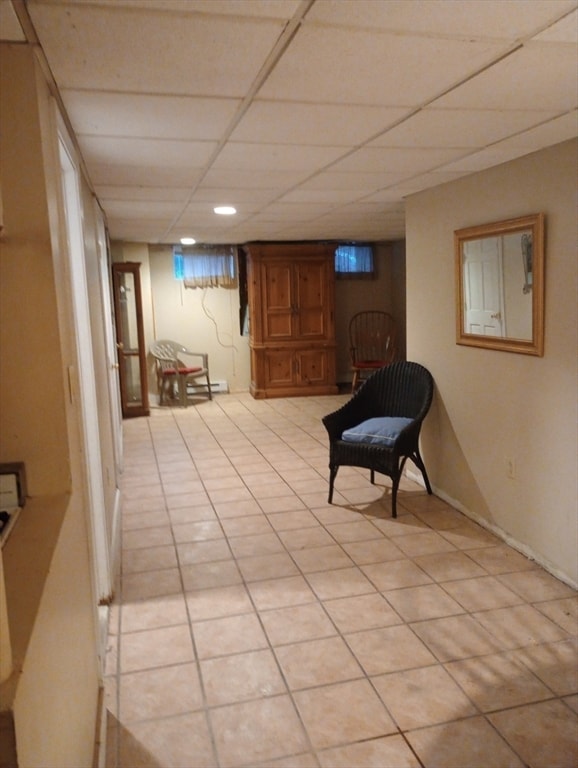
[405,467,577,590]
[187,380,229,394]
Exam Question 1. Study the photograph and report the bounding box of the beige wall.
[114,241,405,398]
[335,241,406,381]
[148,245,251,394]
[0,43,102,767]
[406,139,578,586]
[12,498,99,768]
[0,44,69,495]
[111,243,252,397]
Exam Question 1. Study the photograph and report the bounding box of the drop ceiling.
[3,0,577,244]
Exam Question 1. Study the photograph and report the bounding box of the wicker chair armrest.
[322,398,375,440]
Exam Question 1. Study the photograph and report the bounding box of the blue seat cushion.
[341,417,413,446]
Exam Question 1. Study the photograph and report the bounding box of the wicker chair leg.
[412,450,433,495]
[328,466,338,503]
[391,473,401,519]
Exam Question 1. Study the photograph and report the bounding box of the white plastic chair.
[150,340,212,407]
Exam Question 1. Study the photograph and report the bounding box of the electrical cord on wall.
[201,287,238,352]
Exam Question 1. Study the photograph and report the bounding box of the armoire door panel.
[295,261,327,337]
[264,350,294,386]
[296,261,326,305]
[263,263,292,309]
[262,262,293,339]
[297,308,326,337]
[297,349,328,385]
[264,313,293,338]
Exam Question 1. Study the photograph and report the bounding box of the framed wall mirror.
[455,213,545,356]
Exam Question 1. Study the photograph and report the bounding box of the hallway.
[104,394,577,768]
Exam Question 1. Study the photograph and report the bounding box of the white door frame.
[94,202,124,579]
[58,129,111,604]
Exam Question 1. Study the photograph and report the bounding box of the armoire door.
[261,260,294,340]
[294,259,331,339]
[111,262,149,418]
[245,241,338,398]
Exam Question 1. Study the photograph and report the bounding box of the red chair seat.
[354,360,390,369]
[162,366,202,376]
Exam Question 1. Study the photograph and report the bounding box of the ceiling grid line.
[162,0,317,241]
[9,0,576,244]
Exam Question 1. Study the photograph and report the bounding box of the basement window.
[173,245,236,289]
[334,243,374,278]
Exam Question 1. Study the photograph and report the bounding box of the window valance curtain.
[173,245,236,288]
[334,244,373,274]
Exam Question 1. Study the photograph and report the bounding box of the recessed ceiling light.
[214,206,236,215]
[180,237,196,245]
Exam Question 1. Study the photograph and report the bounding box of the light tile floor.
[105,394,578,768]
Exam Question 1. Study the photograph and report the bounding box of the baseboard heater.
[187,380,229,394]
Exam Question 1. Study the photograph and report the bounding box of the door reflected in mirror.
[455,213,545,356]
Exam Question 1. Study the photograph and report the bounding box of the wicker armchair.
[322,361,433,517]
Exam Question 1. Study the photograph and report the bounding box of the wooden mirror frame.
[455,213,545,356]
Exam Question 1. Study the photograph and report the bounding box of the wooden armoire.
[244,242,338,399]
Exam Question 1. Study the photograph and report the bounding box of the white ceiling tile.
[359,188,409,204]
[88,164,203,187]
[62,91,241,140]
[192,186,280,205]
[191,0,302,18]
[212,143,346,172]
[388,171,474,196]
[369,108,561,148]
[279,203,405,240]
[533,9,578,42]
[165,227,246,246]
[254,202,338,220]
[79,0,302,18]
[434,43,578,111]
[329,201,399,216]
[440,146,540,174]
[181,201,258,219]
[491,110,578,148]
[447,128,577,173]
[79,136,215,168]
[93,186,191,202]
[0,0,25,41]
[278,188,366,204]
[23,0,578,244]
[27,3,285,95]
[306,0,577,39]
[209,223,284,243]
[297,171,407,191]
[259,26,507,106]
[107,218,176,242]
[98,200,184,219]
[201,168,310,190]
[229,101,409,146]
[331,147,467,175]
[176,208,249,225]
